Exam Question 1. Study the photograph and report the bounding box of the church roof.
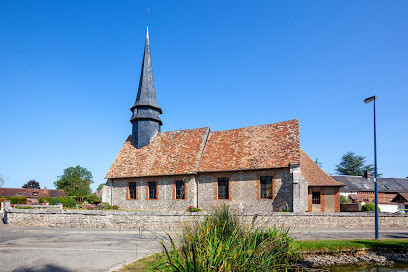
[198,119,300,172]
[300,150,344,187]
[106,119,341,185]
[106,119,302,178]
[105,127,210,178]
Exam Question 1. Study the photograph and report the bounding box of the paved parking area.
[0,224,167,272]
[1,222,407,272]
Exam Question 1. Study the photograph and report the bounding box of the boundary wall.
[4,208,408,230]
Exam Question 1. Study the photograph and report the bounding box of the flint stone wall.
[4,209,408,230]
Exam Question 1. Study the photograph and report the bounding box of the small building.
[103,27,344,213]
[391,193,408,211]
[0,187,66,205]
[332,172,408,213]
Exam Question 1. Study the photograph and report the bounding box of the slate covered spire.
[130,26,162,149]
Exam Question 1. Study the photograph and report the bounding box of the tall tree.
[335,151,376,176]
[22,179,40,189]
[96,183,105,192]
[0,174,4,188]
[56,165,93,196]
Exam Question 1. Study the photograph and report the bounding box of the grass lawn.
[115,253,166,272]
[117,239,408,271]
[295,239,408,254]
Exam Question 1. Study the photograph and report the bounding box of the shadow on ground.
[12,264,74,272]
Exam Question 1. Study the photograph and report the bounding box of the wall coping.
[4,208,407,217]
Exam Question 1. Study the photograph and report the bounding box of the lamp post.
[364,95,378,240]
[56,175,60,205]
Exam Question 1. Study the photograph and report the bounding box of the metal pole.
[374,99,379,239]
[56,176,60,205]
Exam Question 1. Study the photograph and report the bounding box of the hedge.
[38,197,76,208]
[9,197,27,204]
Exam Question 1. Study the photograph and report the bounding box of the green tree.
[96,183,105,192]
[315,158,323,168]
[335,152,377,176]
[56,165,93,196]
[22,179,41,189]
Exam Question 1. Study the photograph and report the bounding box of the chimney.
[364,170,370,179]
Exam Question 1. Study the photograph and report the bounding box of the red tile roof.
[107,119,342,188]
[300,149,344,187]
[198,119,300,172]
[106,127,210,178]
[0,188,66,198]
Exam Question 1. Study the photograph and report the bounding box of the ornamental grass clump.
[160,205,302,272]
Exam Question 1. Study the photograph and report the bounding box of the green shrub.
[15,206,34,209]
[362,203,381,212]
[160,205,300,271]
[38,197,76,208]
[340,195,352,204]
[9,197,27,204]
[187,206,202,212]
[86,194,102,204]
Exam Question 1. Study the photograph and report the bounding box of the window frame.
[259,176,273,199]
[127,181,137,200]
[146,181,158,200]
[312,192,321,204]
[216,177,231,200]
[173,179,186,200]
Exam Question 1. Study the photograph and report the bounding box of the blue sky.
[1,1,407,191]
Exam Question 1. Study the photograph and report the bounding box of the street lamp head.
[364,96,376,104]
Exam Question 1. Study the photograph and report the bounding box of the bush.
[362,203,381,212]
[15,206,34,209]
[86,194,102,204]
[340,195,352,204]
[80,202,119,210]
[38,197,76,208]
[187,206,202,212]
[96,202,116,210]
[160,205,299,271]
[81,203,97,210]
[9,197,27,204]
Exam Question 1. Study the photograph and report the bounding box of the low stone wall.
[4,208,408,230]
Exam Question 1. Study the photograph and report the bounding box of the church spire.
[130,26,162,114]
[130,26,162,149]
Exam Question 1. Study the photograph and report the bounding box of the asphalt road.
[1,223,408,272]
[0,223,166,272]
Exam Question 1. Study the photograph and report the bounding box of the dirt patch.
[300,249,408,268]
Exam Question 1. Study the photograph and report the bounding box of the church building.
[103,27,343,213]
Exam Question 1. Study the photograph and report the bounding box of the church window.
[175,180,185,199]
[128,182,137,199]
[148,181,157,200]
[217,178,229,199]
[260,176,273,199]
[312,192,321,204]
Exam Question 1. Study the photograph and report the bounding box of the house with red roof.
[0,187,66,205]
[103,27,343,213]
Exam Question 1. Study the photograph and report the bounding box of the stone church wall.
[106,175,197,211]
[197,168,295,213]
[104,167,310,213]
